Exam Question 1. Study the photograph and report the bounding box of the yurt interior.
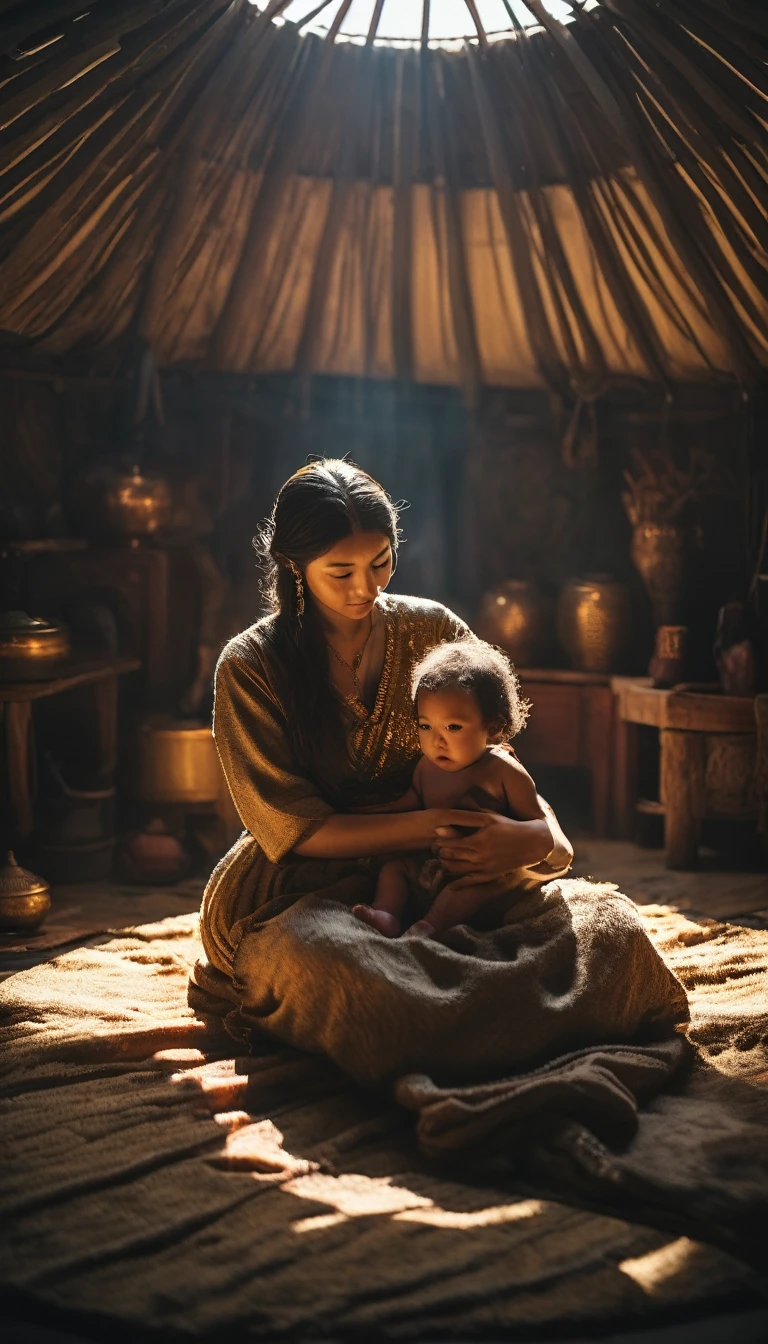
[1,2,768,1341]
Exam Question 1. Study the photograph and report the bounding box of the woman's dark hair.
[254,459,401,790]
[411,639,530,740]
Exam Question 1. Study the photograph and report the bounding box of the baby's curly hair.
[411,638,530,740]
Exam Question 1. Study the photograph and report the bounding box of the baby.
[352,638,549,938]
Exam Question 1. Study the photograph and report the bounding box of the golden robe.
[199,593,469,978]
[192,592,689,1145]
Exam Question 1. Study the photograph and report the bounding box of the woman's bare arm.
[350,786,422,815]
[294,807,479,860]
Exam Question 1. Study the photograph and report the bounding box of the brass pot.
[557,574,631,673]
[476,579,552,668]
[137,717,222,804]
[0,851,51,934]
[0,610,71,682]
[73,463,173,545]
[630,523,686,627]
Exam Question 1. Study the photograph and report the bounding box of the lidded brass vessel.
[0,610,71,681]
[0,852,51,933]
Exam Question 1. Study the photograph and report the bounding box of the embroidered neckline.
[342,597,394,724]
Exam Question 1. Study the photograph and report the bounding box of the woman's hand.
[434,811,554,876]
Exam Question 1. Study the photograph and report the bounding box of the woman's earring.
[288,560,305,622]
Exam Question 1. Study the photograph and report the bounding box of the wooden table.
[516,668,615,836]
[611,677,757,869]
[0,657,140,844]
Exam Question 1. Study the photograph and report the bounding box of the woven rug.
[1,903,767,1340]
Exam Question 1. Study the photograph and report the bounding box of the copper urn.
[476,579,552,668]
[557,574,631,674]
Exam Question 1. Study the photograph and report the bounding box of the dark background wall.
[1,367,760,683]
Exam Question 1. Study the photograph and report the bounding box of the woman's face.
[304,531,393,623]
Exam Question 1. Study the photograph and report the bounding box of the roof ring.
[259,1,596,48]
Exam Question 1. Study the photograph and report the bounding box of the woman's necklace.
[327,615,374,697]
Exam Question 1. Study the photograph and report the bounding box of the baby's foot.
[352,904,401,938]
[406,919,437,938]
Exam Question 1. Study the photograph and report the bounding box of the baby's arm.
[498,752,547,822]
[499,752,572,866]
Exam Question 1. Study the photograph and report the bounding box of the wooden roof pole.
[211,3,353,369]
[327,0,354,42]
[463,1,488,49]
[248,0,294,42]
[135,2,249,346]
[255,0,295,22]
[425,54,483,405]
[464,40,569,392]
[421,1,430,48]
[290,1,339,29]
[525,0,759,380]
[366,0,386,46]
[391,49,415,382]
[294,49,369,393]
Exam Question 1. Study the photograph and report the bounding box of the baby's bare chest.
[419,757,507,810]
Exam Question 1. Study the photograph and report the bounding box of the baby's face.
[416,687,491,772]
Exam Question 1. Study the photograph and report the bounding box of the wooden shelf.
[517,667,615,686]
[0,657,141,703]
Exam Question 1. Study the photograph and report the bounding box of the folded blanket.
[191,878,690,1153]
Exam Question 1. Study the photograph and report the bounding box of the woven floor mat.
[1,904,767,1340]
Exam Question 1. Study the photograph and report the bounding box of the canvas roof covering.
[1,0,768,400]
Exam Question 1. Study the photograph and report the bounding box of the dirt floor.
[570,839,768,927]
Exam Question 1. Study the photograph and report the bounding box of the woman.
[192,460,687,1126]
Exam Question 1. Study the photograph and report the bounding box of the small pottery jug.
[476,579,552,668]
[557,574,631,674]
[0,852,51,934]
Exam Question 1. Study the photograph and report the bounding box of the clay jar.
[476,580,552,668]
[557,574,631,674]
